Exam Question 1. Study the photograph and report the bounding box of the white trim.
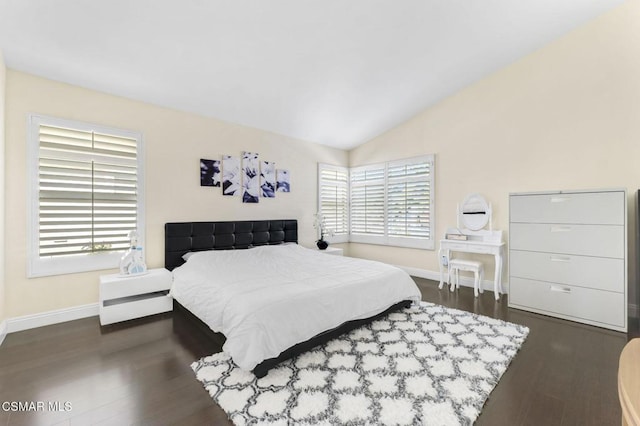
[326,234,349,244]
[28,252,124,278]
[351,235,434,250]
[0,320,7,346]
[394,265,509,294]
[5,303,99,334]
[396,265,441,281]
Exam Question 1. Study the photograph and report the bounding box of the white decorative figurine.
[119,230,147,275]
[128,247,147,274]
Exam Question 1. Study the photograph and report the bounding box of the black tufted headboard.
[164,219,298,271]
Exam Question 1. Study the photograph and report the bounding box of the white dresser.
[509,189,627,332]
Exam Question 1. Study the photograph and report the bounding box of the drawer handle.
[550,256,571,262]
[550,196,570,203]
[550,226,571,232]
[550,286,571,294]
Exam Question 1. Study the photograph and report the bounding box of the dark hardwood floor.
[0,278,636,425]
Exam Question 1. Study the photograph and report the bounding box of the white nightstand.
[317,247,344,256]
[99,268,173,325]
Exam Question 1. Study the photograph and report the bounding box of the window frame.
[27,114,145,277]
[318,155,435,250]
[349,155,435,250]
[317,163,349,244]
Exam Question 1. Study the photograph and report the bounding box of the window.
[350,155,434,249]
[386,157,433,246]
[28,114,144,277]
[317,164,349,243]
[350,164,385,236]
[318,155,434,250]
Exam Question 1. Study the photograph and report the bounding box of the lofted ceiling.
[0,0,625,149]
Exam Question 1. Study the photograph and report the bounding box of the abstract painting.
[200,158,221,187]
[242,152,260,203]
[222,155,241,196]
[276,169,290,193]
[260,161,276,198]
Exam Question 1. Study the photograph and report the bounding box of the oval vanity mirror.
[460,193,490,231]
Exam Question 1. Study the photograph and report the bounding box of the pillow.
[182,252,196,261]
[182,245,260,261]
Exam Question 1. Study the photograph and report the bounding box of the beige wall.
[0,51,6,322]
[4,71,347,318]
[349,1,640,306]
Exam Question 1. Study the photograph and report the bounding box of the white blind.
[318,164,349,236]
[387,159,431,239]
[350,166,385,235]
[38,124,139,258]
[348,155,434,249]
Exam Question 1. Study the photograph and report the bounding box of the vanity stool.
[448,259,484,297]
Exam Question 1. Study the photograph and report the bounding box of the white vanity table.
[438,193,505,296]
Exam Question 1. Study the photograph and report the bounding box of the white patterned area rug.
[191,302,529,425]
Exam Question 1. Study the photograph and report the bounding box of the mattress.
[170,244,422,371]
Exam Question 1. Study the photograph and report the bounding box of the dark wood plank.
[0,277,635,425]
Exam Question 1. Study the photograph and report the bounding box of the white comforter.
[170,244,421,371]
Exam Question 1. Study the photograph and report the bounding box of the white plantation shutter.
[387,158,432,240]
[350,165,385,236]
[318,164,349,241]
[348,155,434,249]
[29,115,144,277]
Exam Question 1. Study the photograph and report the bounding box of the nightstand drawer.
[100,294,172,326]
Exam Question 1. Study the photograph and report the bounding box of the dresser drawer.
[509,277,625,328]
[510,250,624,292]
[442,241,494,254]
[510,191,625,225]
[510,223,624,258]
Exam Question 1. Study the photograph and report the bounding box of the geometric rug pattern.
[191,302,529,425]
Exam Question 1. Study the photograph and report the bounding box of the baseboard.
[395,265,509,294]
[0,320,7,346]
[5,303,99,334]
[396,265,441,282]
[629,303,639,318]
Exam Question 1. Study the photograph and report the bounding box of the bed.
[166,219,421,377]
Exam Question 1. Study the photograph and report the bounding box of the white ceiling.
[0,0,625,149]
